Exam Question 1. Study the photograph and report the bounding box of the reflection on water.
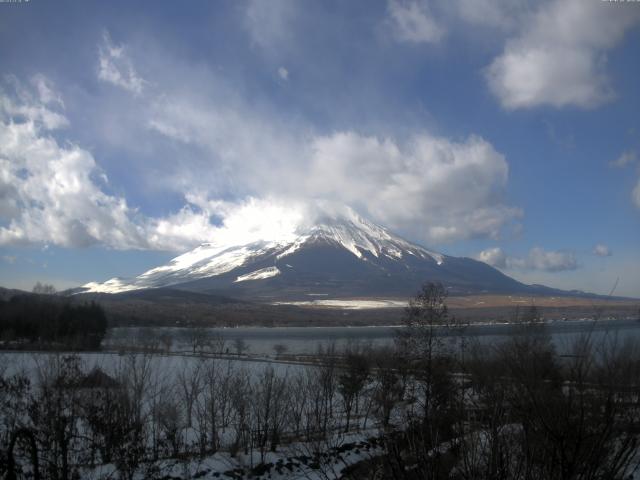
[105,318,640,355]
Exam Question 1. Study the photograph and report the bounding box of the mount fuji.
[80,208,550,301]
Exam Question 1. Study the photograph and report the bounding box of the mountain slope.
[81,210,533,300]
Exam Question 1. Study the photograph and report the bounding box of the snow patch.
[276,235,309,259]
[235,266,281,283]
[274,299,406,309]
[385,247,403,259]
[80,278,139,294]
[426,250,444,265]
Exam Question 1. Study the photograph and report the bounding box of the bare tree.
[32,282,56,295]
[106,353,157,477]
[153,394,183,458]
[195,359,234,454]
[185,327,209,354]
[210,333,227,355]
[233,338,249,356]
[338,353,370,432]
[371,352,405,429]
[5,428,40,480]
[177,361,202,430]
[252,366,289,462]
[396,283,459,435]
[273,343,288,357]
[159,332,173,352]
[229,369,252,457]
[286,371,309,439]
[396,282,450,360]
[29,355,86,480]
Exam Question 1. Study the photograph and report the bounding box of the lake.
[105,318,640,355]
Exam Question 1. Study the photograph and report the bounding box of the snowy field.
[4,320,640,479]
[0,351,386,480]
[0,351,306,382]
[76,431,384,480]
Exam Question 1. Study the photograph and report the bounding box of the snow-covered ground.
[78,432,384,480]
[0,349,387,480]
[273,299,407,309]
[5,322,640,479]
[0,351,305,382]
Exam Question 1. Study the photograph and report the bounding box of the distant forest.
[0,295,107,350]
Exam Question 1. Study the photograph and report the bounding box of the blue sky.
[0,0,639,297]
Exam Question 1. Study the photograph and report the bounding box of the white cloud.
[306,132,521,243]
[1,75,68,130]
[633,177,640,210]
[477,247,507,268]
[388,0,445,44]
[593,244,612,257]
[31,74,64,107]
[181,196,312,248]
[0,77,216,251]
[97,31,146,95]
[278,66,289,81]
[100,27,520,247]
[452,0,529,31]
[148,91,521,244]
[388,0,529,43]
[486,0,640,109]
[524,247,577,272]
[610,150,637,168]
[2,32,523,253]
[145,88,306,198]
[607,149,640,210]
[478,246,577,272]
[245,0,295,52]
[131,42,522,245]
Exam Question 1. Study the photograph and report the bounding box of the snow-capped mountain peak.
[306,214,443,263]
[82,208,445,294]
